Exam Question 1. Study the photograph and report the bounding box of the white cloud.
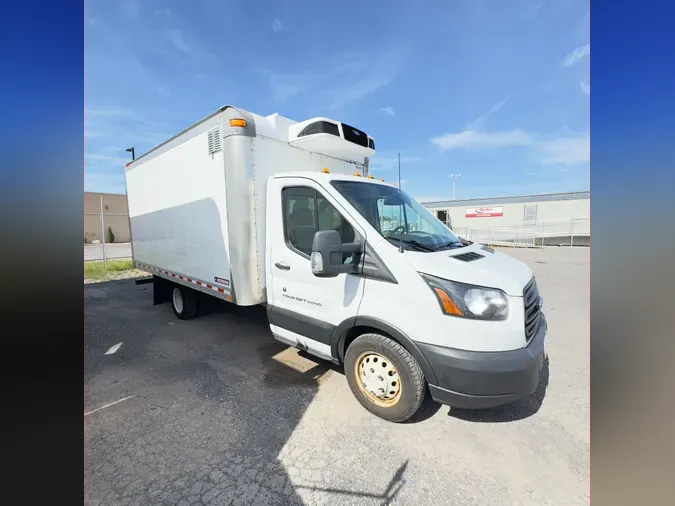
[160,29,211,61]
[329,76,391,110]
[369,155,423,171]
[85,103,177,174]
[430,126,589,167]
[269,71,315,101]
[562,44,590,67]
[539,135,589,165]
[122,0,141,19]
[85,106,136,118]
[432,129,533,151]
[379,106,395,117]
[264,51,399,107]
[532,0,552,14]
[272,19,283,32]
[580,80,590,95]
[466,95,510,129]
[167,29,193,54]
[84,129,104,138]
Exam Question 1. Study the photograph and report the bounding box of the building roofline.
[85,191,127,197]
[420,190,590,208]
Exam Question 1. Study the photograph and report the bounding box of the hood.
[405,244,533,296]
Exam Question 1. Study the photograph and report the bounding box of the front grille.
[341,123,369,147]
[523,277,541,341]
[450,252,485,262]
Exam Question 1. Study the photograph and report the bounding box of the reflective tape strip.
[135,262,231,296]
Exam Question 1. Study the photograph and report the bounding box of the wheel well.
[339,325,394,363]
[336,321,438,386]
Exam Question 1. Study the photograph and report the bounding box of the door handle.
[275,262,291,271]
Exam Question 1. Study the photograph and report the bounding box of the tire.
[171,285,199,320]
[344,333,426,422]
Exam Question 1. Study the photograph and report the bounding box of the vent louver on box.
[207,128,222,155]
[450,252,485,262]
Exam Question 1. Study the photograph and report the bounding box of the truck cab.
[265,171,546,422]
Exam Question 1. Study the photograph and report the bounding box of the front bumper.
[419,314,547,409]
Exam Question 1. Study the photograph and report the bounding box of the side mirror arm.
[339,242,362,254]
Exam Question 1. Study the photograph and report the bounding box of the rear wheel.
[171,285,199,320]
[345,333,426,422]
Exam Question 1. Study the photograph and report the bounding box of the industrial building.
[84,192,131,243]
[421,191,590,246]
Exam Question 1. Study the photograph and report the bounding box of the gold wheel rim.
[354,352,402,408]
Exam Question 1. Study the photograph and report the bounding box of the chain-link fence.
[84,196,132,265]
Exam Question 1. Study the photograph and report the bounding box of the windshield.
[331,180,463,252]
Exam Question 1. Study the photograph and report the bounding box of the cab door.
[265,176,366,361]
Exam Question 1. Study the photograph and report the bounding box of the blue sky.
[85,0,589,201]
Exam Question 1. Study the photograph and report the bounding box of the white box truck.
[125,105,547,422]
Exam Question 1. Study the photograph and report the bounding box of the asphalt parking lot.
[85,246,589,505]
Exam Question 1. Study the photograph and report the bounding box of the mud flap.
[152,275,172,305]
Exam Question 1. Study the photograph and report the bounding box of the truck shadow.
[203,297,445,427]
[446,358,550,423]
[85,280,412,504]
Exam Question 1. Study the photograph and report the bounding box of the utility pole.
[397,152,401,189]
[99,195,107,270]
[449,173,461,200]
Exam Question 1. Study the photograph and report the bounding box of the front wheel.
[344,333,426,422]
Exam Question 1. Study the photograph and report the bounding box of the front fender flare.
[330,316,438,385]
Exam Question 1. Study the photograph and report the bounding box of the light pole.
[124,147,135,261]
[449,173,461,200]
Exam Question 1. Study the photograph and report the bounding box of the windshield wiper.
[388,238,435,252]
[434,240,465,250]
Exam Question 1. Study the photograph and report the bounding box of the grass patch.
[84,259,135,280]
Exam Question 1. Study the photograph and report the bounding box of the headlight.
[420,273,509,320]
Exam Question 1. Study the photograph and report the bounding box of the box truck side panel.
[126,120,232,292]
[250,136,365,300]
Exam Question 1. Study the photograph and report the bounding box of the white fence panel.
[463,227,537,248]
[451,218,589,248]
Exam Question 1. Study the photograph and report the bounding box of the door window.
[283,187,356,257]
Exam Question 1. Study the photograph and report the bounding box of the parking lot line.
[105,342,123,355]
[85,395,134,417]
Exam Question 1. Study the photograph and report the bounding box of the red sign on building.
[465,206,503,218]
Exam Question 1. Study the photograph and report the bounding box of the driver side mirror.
[311,230,362,278]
